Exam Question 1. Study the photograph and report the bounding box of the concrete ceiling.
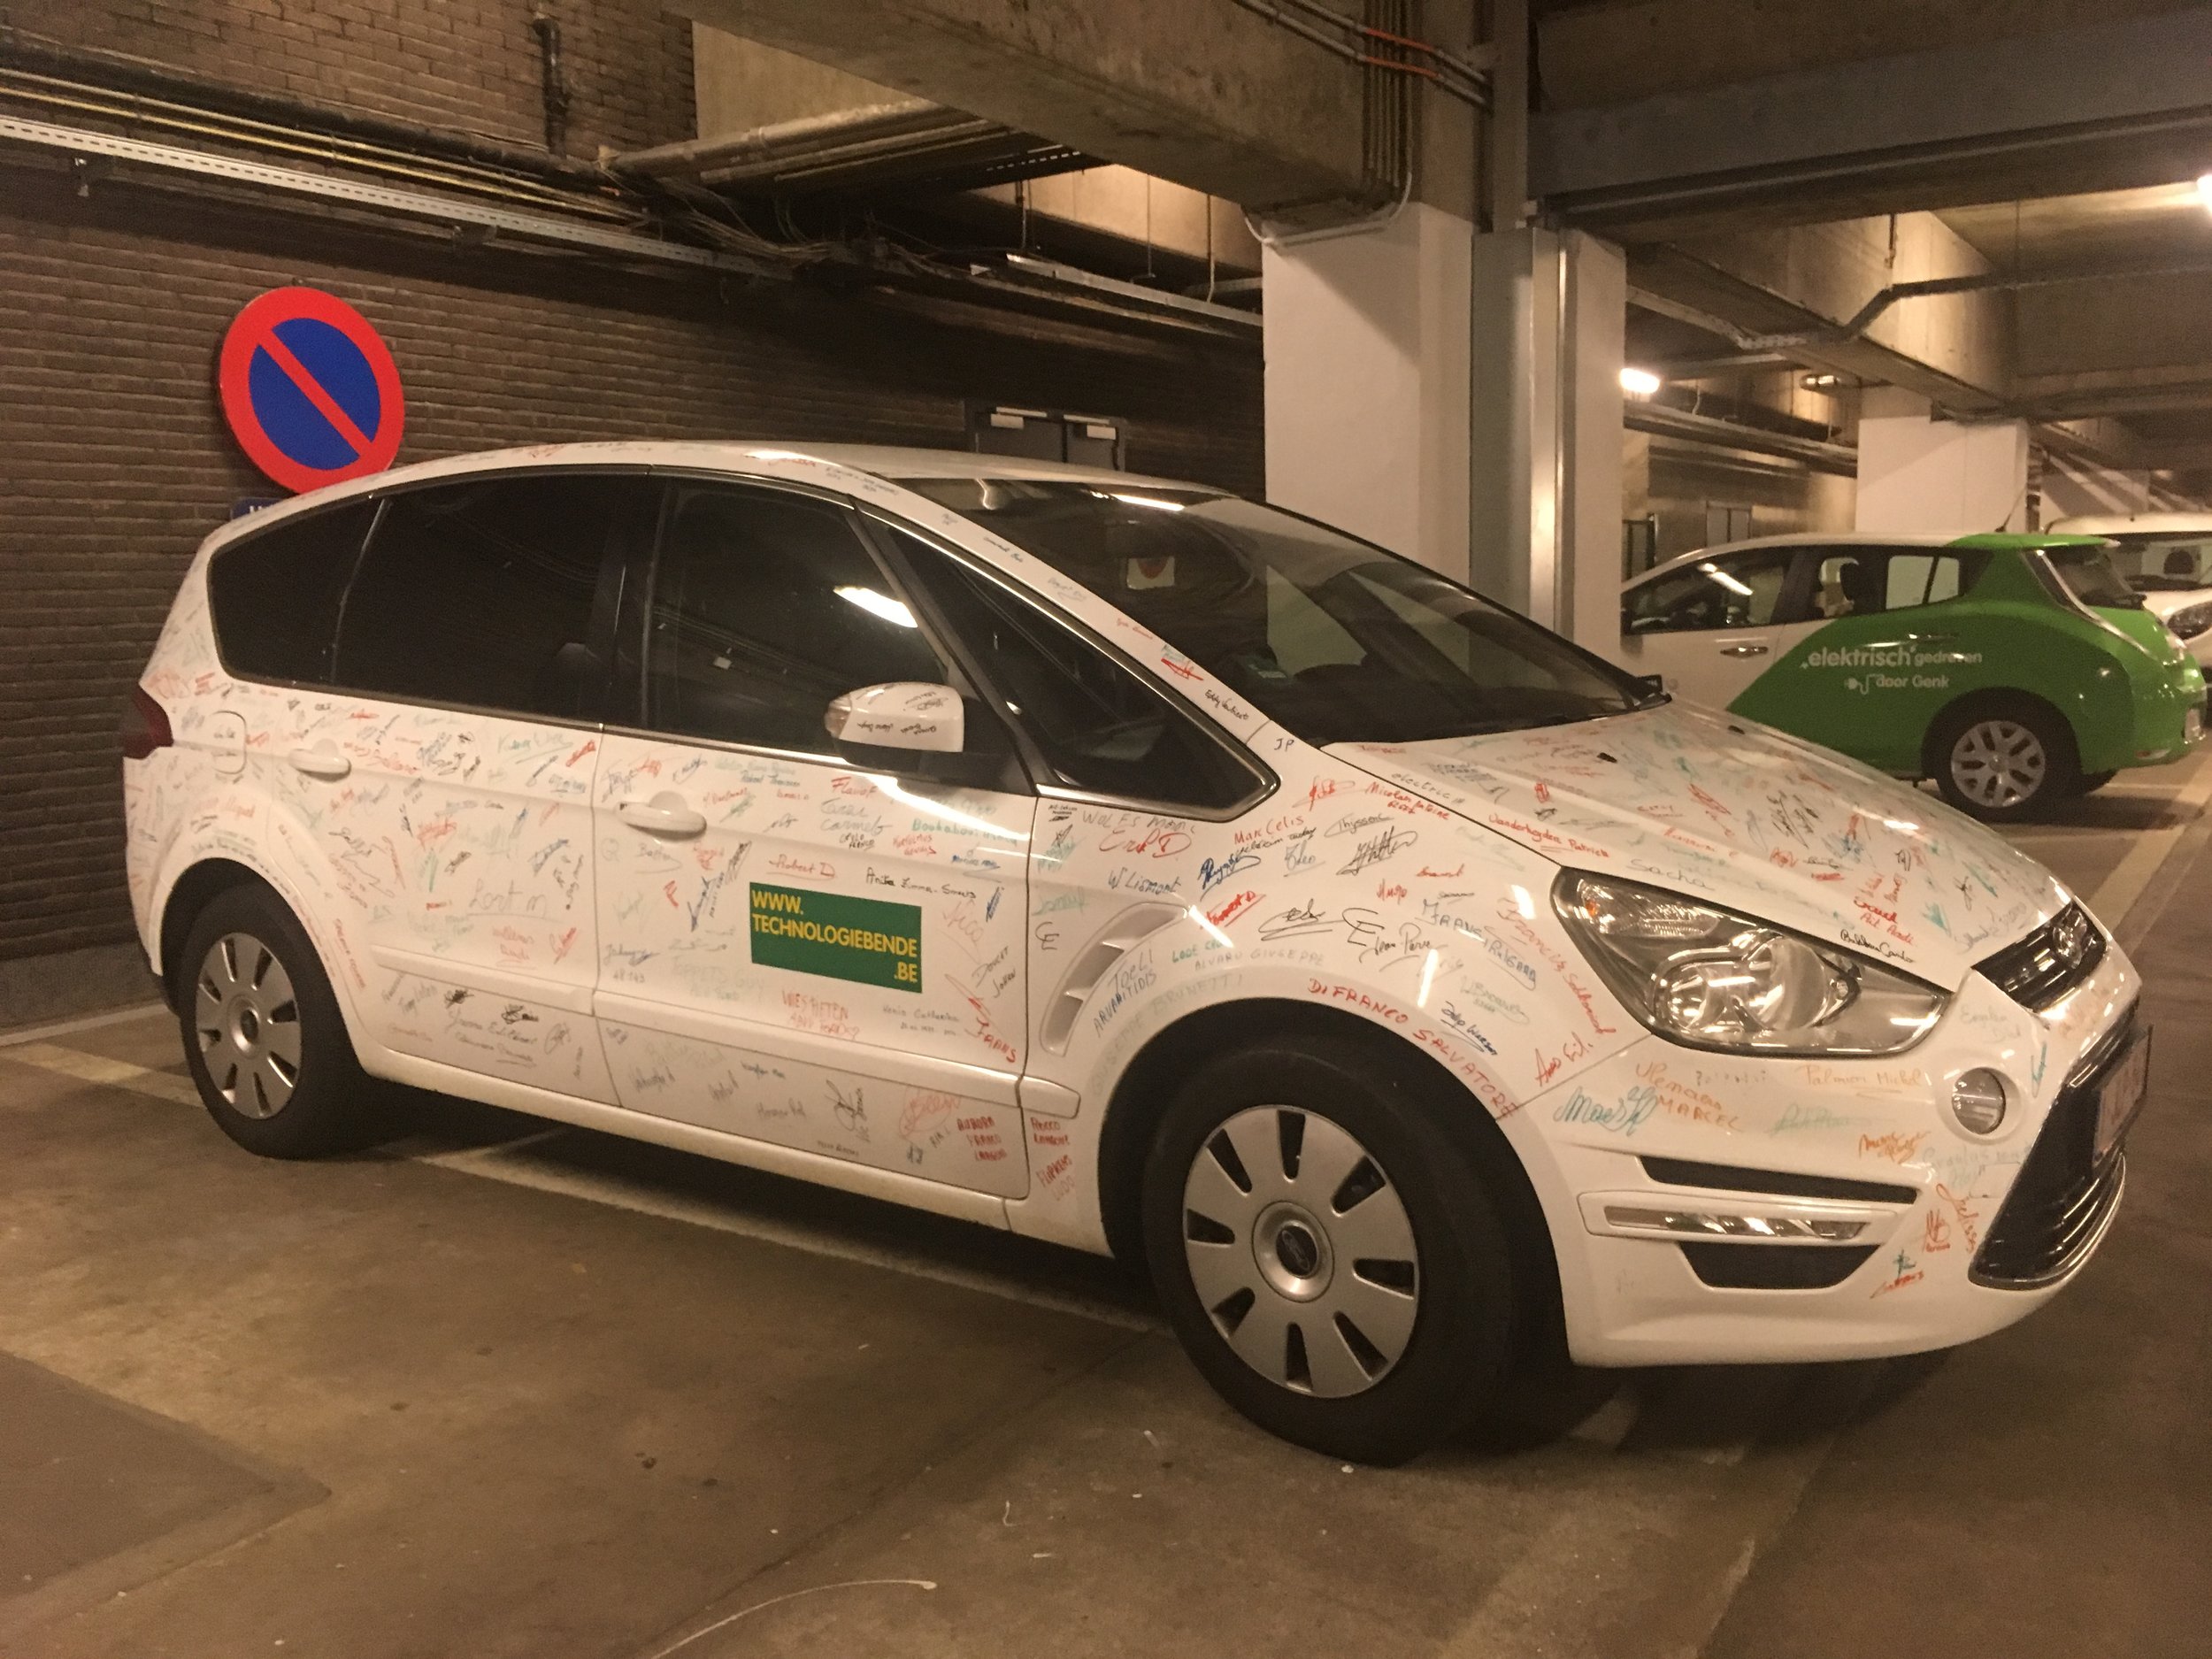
[1940,183,2212,271]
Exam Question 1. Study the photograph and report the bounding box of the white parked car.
[124,444,2149,1462]
[2049,511,2212,670]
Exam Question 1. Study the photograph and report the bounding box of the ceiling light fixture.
[1620,366,1663,398]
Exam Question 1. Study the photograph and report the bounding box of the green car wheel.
[1930,700,2078,822]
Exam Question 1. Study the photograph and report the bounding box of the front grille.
[1975,902,2105,1010]
[1970,1015,2138,1288]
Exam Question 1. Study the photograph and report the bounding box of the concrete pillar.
[1855,388,2029,534]
[1263,202,1475,581]
[1467,227,1626,651]
[1262,212,1624,654]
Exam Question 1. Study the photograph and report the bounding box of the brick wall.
[8,0,695,158]
[0,171,1266,962]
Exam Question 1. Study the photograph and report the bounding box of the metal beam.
[1533,9,2212,242]
[1625,402,1857,476]
[664,0,1375,220]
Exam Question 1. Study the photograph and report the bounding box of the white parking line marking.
[7,1038,1162,1335]
[413,1136,1165,1335]
[2086,759,2212,926]
[2,1041,201,1106]
[0,1001,167,1048]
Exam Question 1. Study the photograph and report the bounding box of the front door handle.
[1719,643,1770,657]
[288,745,350,780]
[619,794,706,838]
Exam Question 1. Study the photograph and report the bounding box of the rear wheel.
[178,884,378,1158]
[1931,700,2078,822]
[1140,1032,1522,1463]
[2076,769,2117,796]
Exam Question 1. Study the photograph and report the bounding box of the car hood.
[1330,701,2067,987]
[2138,587,2212,622]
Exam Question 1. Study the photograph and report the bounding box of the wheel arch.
[1093,997,1562,1341]
[155,857,267,1011]
[1919,686,2083,781]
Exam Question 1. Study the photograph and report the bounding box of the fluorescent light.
[1102,491,1187,512]
[833,586,917,628]
[2199,173,2212,211]
[1620,366,1663,397]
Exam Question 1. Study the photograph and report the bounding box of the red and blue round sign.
[218,287,404,494]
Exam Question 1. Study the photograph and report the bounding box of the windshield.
[2097,532,2212,594]
[2043,545,2143,611]
[895,479,1654,744]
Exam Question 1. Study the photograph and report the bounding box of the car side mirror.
[824,682,966,755]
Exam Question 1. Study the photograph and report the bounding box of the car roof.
[2048,511,2212,535]
[202,441,1212,553]
[1623,529,2101,588]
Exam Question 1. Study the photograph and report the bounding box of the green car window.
[1626,549,1795,633]
[2045,545,2144,610]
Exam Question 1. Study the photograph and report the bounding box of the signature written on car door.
[262,472,652,1099]
[591,479,1033,1195]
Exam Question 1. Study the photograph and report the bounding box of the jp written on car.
[124,443,2150,1462]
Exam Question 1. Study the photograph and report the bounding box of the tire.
[2076,770,2117,796]
[176,883,379,1158]
[1929,698,2079,823]
[1140,1031,1523,1464]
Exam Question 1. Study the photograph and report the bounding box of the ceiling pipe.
[1636,256,2212,357]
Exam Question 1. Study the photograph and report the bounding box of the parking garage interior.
[4,4,2212,1655]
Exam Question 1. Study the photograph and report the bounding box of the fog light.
[1950,1069,2008,1135]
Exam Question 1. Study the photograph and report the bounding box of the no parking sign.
[218,287,404,494]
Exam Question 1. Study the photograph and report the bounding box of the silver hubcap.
[1951,719,2047,809]
[1181,1106,1420,1399]
[194,932,301,1118]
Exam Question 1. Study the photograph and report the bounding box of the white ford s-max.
[122,443,2148,1462]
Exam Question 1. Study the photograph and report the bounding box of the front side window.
[208,500,376,685]
[898,480,1651,747]
[886,527,1266,812]
[1625,550,1796,635]
[643,484,947,756]
[334,473,644,718]
[2042,545,2140,611]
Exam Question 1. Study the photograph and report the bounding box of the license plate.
[2093,1029,2152,1160]
[2186,706,2204,743]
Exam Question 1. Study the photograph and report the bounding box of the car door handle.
[1719,643,1770,657]
[619,795,706,838]
[288,745,350,780]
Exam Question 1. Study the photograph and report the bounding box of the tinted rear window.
[207,501,375,684]
[2043,546,2140,611]
[333,474,641,719]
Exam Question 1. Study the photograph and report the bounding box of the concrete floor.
[4,756,2208,1658]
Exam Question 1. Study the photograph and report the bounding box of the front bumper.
[1517,926,2143,1368]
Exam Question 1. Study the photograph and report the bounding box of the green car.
[1620,533,2207,820]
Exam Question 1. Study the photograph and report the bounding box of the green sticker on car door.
[749,883,922,991]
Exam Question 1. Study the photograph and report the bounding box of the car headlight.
[1554,872,1947,1056]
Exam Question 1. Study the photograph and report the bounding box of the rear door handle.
[619,795,706,838]
[1719,643,1770,657]
[288,745,350,780]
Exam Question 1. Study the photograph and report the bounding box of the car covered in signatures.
[125,444,2149,1462]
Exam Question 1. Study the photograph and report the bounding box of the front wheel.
[177,883,379,1158]
[1931,701,2078,822]
[1140,1033,1522,1463]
